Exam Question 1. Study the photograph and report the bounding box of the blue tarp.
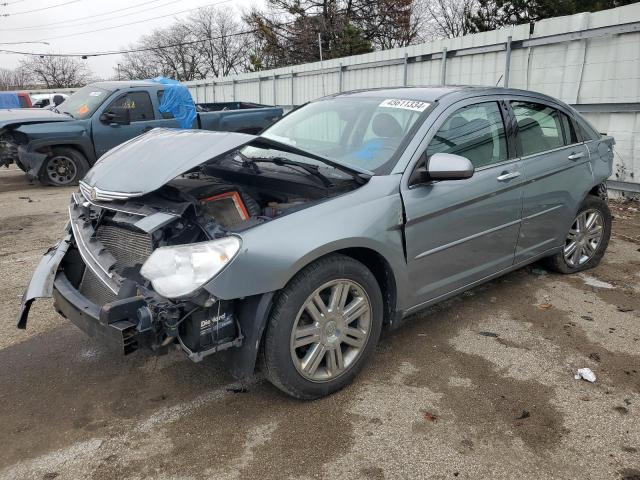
[0,92,21,109]
[149,77,197,129]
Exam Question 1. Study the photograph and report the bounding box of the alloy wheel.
[564,209,604,267]
[290,279,372,382]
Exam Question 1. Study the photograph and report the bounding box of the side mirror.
[100,106,131,125]
[411,152,474,184]
[53,95,64,106]
[427,153,474,180]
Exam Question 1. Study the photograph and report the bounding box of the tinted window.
[426,102,508,168]
[108,92,154,122]
[512,102,576,156]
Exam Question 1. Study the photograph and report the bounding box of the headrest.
[372,113,403,138]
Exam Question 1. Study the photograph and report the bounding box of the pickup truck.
[0,80,283,185]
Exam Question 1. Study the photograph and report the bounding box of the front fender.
[202,175,410,308]
[17,120,95,163]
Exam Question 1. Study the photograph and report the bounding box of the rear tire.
[262,254,383,400]
[545,195,611,274]
[39,147,89,186]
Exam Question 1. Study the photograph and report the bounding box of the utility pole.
[318,32,325,96]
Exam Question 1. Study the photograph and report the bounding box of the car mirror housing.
[425,152,474,181]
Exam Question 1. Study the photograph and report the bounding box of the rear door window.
[511,101,578,156]
[107,91,155,122]
[426,102,508,168]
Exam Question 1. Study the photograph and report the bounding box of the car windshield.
[56,85,112,119]
[260,97,429,173]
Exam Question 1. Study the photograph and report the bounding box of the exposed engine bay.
[54,151,362,362]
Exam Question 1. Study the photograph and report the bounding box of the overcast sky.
[0,0,264,78]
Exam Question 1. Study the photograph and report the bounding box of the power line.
[0,21,289,58]
[2,0,175,31]
[2,0,83,16]
[30,0,235,42]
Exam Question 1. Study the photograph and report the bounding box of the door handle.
[497,171,521,181]
[568,152,585,160]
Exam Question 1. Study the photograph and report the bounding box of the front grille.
[96,224,153,270]
[79,267,117,306]
[77,224,153,306]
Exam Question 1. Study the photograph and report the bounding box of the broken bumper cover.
[17,234,147,354]
[18,146,47,180]
[17,234,71,329]
[52,272,143,354]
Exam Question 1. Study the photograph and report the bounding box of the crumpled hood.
[0,108,71,129]
[82,128,255,195]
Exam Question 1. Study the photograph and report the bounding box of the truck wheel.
[545,195,612,274]
[262,254,383,400]
[40,147,89,186]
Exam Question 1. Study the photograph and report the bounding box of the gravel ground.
[0,166,639,480]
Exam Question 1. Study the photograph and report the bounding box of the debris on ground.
[574,368,597,383]
[530,267,548,276]
[580,275,614,289]
[589,353,601,362]
[17,196,33,203]
[617,306,634,312]
[226,387,248,394]
[423,412,438,422]
[581,315,594,321]
[516,410,531,420]
[538,303,553,309]
[478,331,499,338]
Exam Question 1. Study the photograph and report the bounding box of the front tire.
[263,254,383,400]
[545,195,612,274]
[39,147,89,186]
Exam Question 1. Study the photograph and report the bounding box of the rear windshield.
[261,97,429,173]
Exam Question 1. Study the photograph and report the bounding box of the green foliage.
[467,0,638,32]
[245,0,419,70]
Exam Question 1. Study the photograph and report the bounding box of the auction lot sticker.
[379,99,430,112]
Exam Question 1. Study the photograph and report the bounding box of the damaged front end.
[18,129,365,372]
[20,189,245,360]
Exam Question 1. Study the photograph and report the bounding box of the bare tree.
[0,67,31,90]
[190,7,251,77]
[19,55,92,89]
[421,0,477,39]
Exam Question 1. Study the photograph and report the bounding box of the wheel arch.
[33,141,95,164]
[223,246,400,380]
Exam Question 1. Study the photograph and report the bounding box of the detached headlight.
[140,236,241,298]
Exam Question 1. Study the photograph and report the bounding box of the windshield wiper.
[254,136,372,185]
[62,111,76,119]
[237,151,334,187]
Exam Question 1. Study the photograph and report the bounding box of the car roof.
[331,86,567,106]
[90,80,159,91]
